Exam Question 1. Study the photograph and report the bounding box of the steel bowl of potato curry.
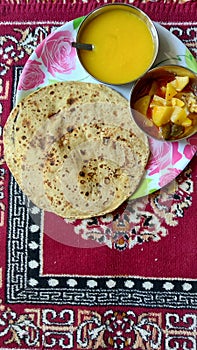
[130,65,197,141]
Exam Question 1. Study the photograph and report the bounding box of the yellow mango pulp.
[78,10,155,84]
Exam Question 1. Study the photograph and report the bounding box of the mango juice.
[78,9,155,84]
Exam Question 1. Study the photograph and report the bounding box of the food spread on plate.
[133,69,197,141]
[5,7,197,212]
[3,81,150,219]
[77,7,156,84]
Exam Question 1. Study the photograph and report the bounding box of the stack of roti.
[3,81,150,219]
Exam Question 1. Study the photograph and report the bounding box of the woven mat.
[0,0,197,349]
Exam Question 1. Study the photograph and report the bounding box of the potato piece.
[182,118,192,127]
[174,76,189,91]
[170,79,177,88]
[134,95,151,115]
[170,106,188,125]
[150,95,167,107]
[152,106,173,127]
[171,97,185,107]
[165,82,177,101]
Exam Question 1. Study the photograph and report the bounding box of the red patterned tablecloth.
[0,1,197,349]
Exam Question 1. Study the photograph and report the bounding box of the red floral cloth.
[0,1,196,349]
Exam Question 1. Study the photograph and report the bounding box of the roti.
[3,82,150,218]
[3,81,128,210]
[42,103,149,218]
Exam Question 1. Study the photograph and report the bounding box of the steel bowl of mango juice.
[76,4,159,85]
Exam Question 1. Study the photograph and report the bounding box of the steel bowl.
[130,65,197,141]
[74,3,159,85]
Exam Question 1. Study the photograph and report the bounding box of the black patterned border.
[6,176,197,307]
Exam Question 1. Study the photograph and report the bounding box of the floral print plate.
[16,19,197,199]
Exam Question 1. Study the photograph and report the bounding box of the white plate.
[16,18,197,199]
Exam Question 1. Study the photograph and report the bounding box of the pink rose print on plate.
[18,60,45,90]
[148,139,182,176]
[183,135,197,159]
[36,30,76,76]
[158,168,180,187]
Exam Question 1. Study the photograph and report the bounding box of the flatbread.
[3,82,150,219]
[21,102,149,218]
[3,81,128,210]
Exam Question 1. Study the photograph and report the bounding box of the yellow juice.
[78,9,155,84]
